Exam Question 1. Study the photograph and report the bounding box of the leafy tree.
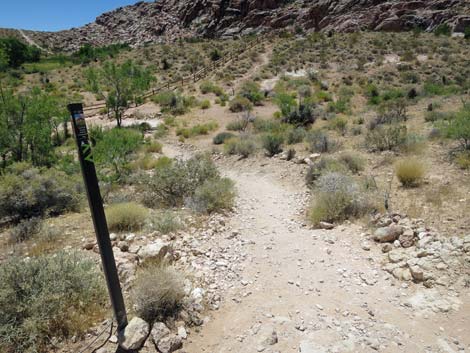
[0,83,63,167]
[85,60,154,127]
[0,47,8,72]
[0,38,41,68]
[93,128,143,180]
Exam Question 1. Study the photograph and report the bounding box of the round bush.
[395,158,425,187]
[106,202,149,232]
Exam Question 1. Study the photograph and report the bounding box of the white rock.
[120,317,150,350]
[138,240,169,262]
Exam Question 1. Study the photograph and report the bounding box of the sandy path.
[180,160,470,353]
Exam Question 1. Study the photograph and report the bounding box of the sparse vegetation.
[224,135,256,158]
[132,263,185,323]
[0,252,106,353]
[213,132,235,145]
[308,172,373,225]
[261,133,284,156]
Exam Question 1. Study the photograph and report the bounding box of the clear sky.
[0,1,146,31]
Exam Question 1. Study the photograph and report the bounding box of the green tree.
[93,128,143,180]
[85,60,154,127]
[0,47,8,72]
[0,83,62,167]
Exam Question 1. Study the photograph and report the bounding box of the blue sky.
[0,1,146,31]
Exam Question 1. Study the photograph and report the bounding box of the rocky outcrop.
[3,0,468,52]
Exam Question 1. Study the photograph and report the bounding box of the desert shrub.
[455,151,470,169]
[329,117,348,135]
[188,178,236,213]
[141,154,220,207]
[338,152,366,174]
[151,157,171,171]
[434,23,451,36]
[239,80,263,105]
[106,202,148,232]
[132,263,185,323]
[253,118,287,134]
[365,125,407,152]
[423,82,460,96]
[131,155,159,170]
[286,127,306,144]
[305,157,348,186]
[200,81,224,96]
[176,122,218,139]
[229,96,253,112]
[368,100,407,129]
[88,125,104,146]
[402,133,427,153]
[351,126,362,135]
[152,91,195,115]
[9,217,42,243]
[224,136,256,158]
[149,211,182,234]
[308,172,373,224]
[145,141,163,153]
[465,27,470,39]
[0,166,81,222]
[424,111,451,122]
[395,158,425,187]
[282,103,316,126]
[261,133,284,156]
[213,132,235,145]
[154,124,169,138]
[306,130,339,153]
[226,119,249,131]
[437,104,470,150]
[0,252,106,353]
[200,99,211,109]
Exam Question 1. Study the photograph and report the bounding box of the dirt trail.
[18,29,50,53]
[181,159,470,353]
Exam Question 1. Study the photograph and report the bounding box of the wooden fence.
[83,34,270,114]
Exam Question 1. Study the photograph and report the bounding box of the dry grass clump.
[106,202,148,232]
[395,158,425,187]
[308,172,374,225]
[132,263,185,323]
[145,141,163,153]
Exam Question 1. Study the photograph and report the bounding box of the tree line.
[0,38,41,71]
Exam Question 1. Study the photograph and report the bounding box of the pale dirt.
[164,142,470,353]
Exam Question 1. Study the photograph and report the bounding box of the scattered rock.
[119,317,150,351]
[373,225,403,243]
[157,334,183,353]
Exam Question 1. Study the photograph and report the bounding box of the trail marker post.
[68,103,129,348]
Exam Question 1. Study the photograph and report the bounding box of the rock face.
[2,0,469,52]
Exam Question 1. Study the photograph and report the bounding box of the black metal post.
[67,103,129,336]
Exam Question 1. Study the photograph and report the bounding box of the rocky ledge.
[3,0,470,52]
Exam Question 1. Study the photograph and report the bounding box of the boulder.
[373,225,404,243]
[119,317,150,350]
[157,334,183,353]
[138,240,169,262]
[151,322,170,346]
[399,229,415,248]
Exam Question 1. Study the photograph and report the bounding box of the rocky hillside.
[2,0,470,52]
